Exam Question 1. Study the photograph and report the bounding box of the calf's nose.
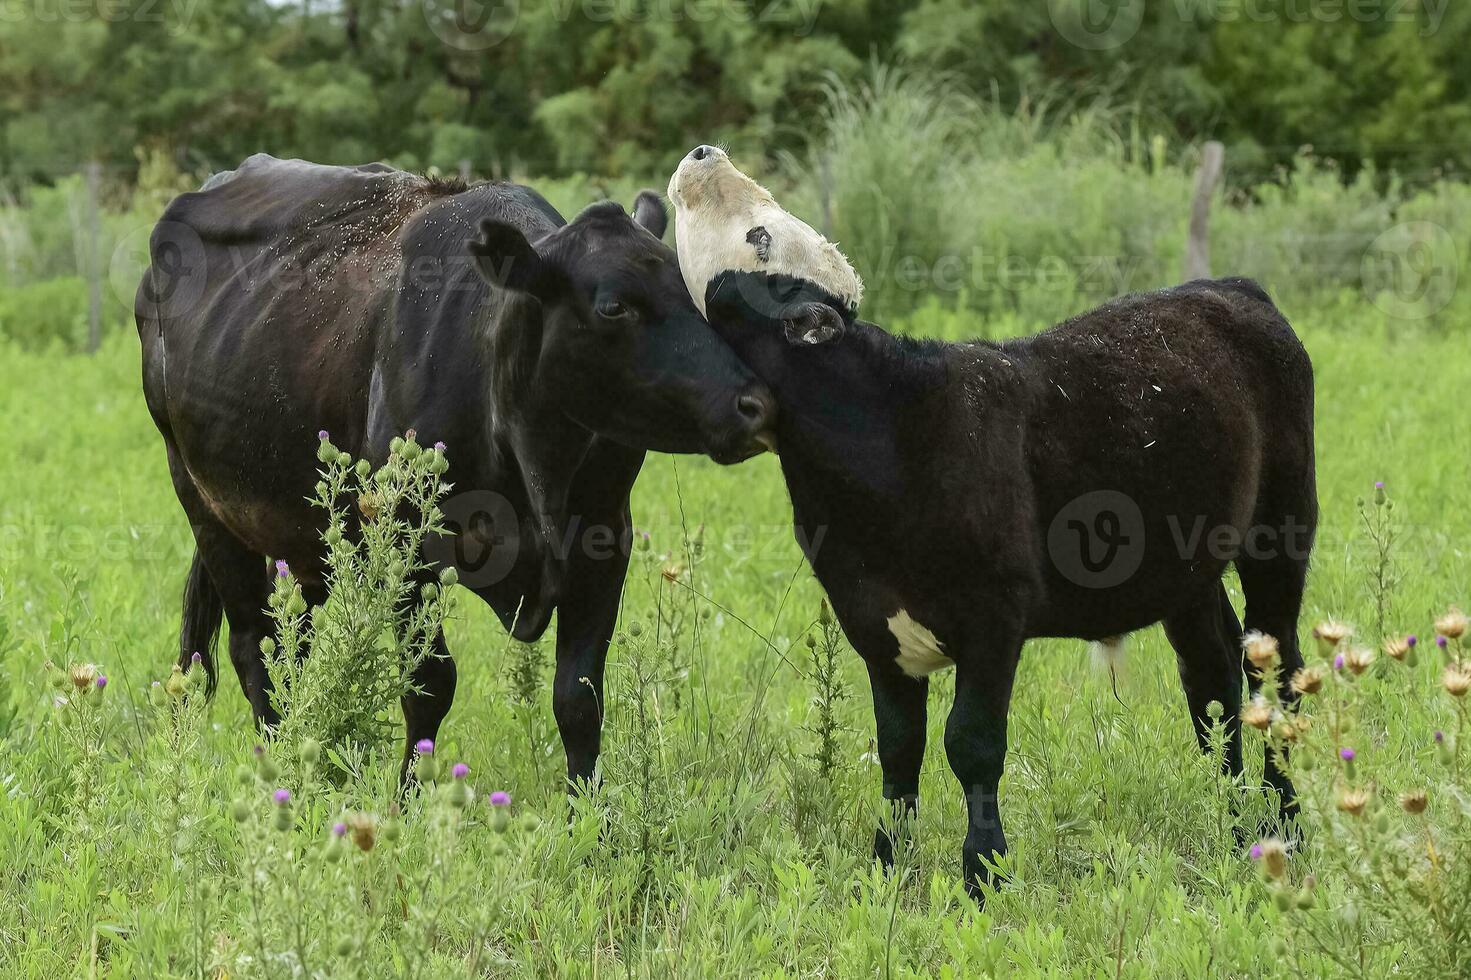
[690,144,716,162]
[736,388,776,432]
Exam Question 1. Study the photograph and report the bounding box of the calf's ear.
[631,190,668,240]
[782,302,845,346]
[468,220,557,297]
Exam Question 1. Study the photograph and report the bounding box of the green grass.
[1,299,1469,977]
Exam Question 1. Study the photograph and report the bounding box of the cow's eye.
[597,300,630,320]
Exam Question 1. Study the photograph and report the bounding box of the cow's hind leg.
[1165,584,1245,790]
[1237,548,1310,822]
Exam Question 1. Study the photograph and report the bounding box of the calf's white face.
[667,145,863,317]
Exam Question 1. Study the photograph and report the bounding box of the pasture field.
[1,300,1469,978]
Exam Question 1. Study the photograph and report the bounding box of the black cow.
[670,146,1317,900]
[137,154,775,782]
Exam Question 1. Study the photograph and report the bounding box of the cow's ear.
[468,220,557,296]
[631,190,667,240]
[782,302,845,346]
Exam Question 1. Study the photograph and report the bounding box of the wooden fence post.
[84,161,103,355]
[1185,141,1224,282]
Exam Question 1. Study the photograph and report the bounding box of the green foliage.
[265,433,455,760]
[1248,606,1471,978]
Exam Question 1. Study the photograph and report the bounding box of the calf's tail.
[180,549,223,698]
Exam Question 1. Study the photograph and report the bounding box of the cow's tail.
[180,549,224,698]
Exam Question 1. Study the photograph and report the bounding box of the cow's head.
[668,145,864,389]
[468,191,775,463]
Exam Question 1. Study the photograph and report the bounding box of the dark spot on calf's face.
[746,226,771,263]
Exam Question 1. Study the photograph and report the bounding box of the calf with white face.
[670,145,1318,902]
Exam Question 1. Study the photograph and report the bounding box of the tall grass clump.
[265,429,455,762]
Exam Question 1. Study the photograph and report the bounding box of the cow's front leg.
[946,639,1021,903]
[867,660,928,869]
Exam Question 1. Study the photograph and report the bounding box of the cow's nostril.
[736,392,772,427]
[691,145,713,162]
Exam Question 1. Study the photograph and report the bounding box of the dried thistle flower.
[69,663,99,691]
[1291,665,1325,696]
[1343,646,1375,676]
[1436,607,1468,641]
[347,812,376,852]
[1399,789,1428,815]
[1241,698,1273,731]
[1313,621,1353,657]
[1243,631,1280,670]
[1442,664,1471,698]
[1251,837,1288,879]
[1383,635,1415,662]
[1336,786,1372,817]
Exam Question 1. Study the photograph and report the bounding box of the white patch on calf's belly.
[886,610,954,677]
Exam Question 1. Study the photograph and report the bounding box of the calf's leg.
[400,632,458,783]
[946,643,1020,902]
[1238,551,1310,821]
[1165,584,1245,784]
[866,661,928,869]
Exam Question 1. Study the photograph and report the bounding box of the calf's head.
[668,145,865,389]
[468,191,776,463]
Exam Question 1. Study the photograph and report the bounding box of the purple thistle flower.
[489,790,511,807]
[332,821,347,837]
[452,763,470,780]
[1374,481,1385,489]
[94,674,107,690]
[191,651,203,665]
[434,441,446,452]
[1408,635,1418,647]
[253,744,265,757]
[1333,653,1345,670]
[1249,843,1263,860]
[273,788,291,805]
[414,738,434,756]
[1435,730,1446,743]
[275,560,290,578]
[1437,636,1449,649]
[318,430,330,441]
[1340,747,1356,762]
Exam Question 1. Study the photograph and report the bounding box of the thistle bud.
[805,632,818,649]
[1373,482,1387,506]
[818,598,834,626]
[421,583,438,601]
[334,935,355,958]
[299,737,321,767]
[627,621,643,638]
[259,636,277,657]
[390,436,404,454]
[1206,700,1224,721]
[256,751,281,784]
[165,664,189,700]
[354,459,371,479]
[149,680,167,707]
[1436,731,1455,766]
[1291,666,1325,696]
[1399,789,1428,814]
[316,432,337,463]
[44,660,66,691]
[230,798,251,823]
[380,817,401,845]
[439,566,459,588]
[1243,632,1279,671]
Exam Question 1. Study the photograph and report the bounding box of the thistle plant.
[805,598,851,787]
[1247,605,1471,977]
[264,430,456,761]
[1357,480,1401,640]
